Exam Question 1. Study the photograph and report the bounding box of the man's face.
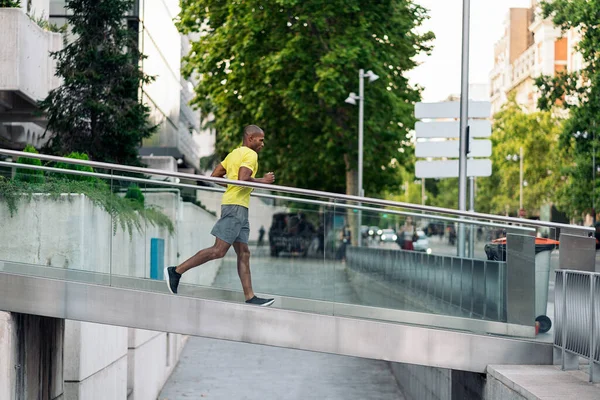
[249,133,265,153]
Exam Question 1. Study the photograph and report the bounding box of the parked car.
[379,228,398,243]
[268,212,316,257]
[413,230,431,253]
[361,225,369,239]
[367,226,382,238]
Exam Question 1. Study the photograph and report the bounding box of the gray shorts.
[211,205,250,244]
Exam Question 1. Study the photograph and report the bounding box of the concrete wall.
[61,321,187,400]
[127,329,186,400]
[0,191,220,286]
[0,312,64,400]
[390,362,486,400]
[0,313,16,400]
[483,368,528,400]
[145,192,221,285]
[390,362,452,400]
[59,322,188,400]
[63,321,127,400]
[0,9,62,101]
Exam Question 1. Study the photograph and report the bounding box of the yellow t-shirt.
[221,146,258,208]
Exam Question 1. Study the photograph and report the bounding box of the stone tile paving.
[159,336,405,400]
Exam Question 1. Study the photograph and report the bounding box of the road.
[369,234,489,259]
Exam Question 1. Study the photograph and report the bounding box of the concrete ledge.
[486,365,600,400]
[0,9,62,102]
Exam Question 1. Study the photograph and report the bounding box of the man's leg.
[233,241,254,300]
[164,238,230,294]
[176,238,231,274]
[233,241,274,306]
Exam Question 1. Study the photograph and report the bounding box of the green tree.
[430,178,459,210]
[535,0,600,219]
[124,184,145,206]
[476,97,566,217]
[15,145,45,184]
[54,152,97,182]
[177,0,433,197]
[0,1,21,7]
[39,0,156,166]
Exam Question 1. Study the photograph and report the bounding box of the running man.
[165,125,276,306]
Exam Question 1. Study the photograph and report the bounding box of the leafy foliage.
[178,0,434,196]
[430,178,459,210]
[124,184,145,206]
[476,97,566,217]
[39,0,156,166]
[0,0,21,7]
[0,175,174,237]
[15,145,45,184]
[535,0,600,218]
[55,152,97,182]
[28,12,68,33]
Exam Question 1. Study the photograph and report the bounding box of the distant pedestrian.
[165,125,276,306]
[258,225,265,247]
[336,225,351,261]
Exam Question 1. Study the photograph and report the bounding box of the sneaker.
[245,296,275,307]
[164,266,181,294]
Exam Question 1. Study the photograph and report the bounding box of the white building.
[0,0,216,175]
[0,1,62,150]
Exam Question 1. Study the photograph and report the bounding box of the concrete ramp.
[0,264,552,373]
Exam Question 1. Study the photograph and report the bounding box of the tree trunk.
[344,154,359,246]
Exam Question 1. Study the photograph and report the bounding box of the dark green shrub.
[0,1,21,7]
[54,152,97,182]
[125,185,145,207]
[15,145,45,184]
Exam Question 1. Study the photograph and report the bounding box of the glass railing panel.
[211,195,333,303]
[0,157,118,285]
[504,233,536,333]
[0,149,592,340]
[334,202,544,336]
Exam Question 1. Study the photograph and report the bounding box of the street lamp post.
[346,69,379,247]
[519,146,523,211]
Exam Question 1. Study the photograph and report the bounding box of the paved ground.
[487,365,600,400]
[211,251,359,303]
[158,337,406,400]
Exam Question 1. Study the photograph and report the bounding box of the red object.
[491,237,559,245]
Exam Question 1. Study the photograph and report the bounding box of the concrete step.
[486,365,600,400]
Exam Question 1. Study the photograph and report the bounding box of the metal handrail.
[0,161,535,232]
[0,148,592,232]
[554,269,600,382]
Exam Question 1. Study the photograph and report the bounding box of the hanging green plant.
[0,1,21,7]
[0,176,174,237]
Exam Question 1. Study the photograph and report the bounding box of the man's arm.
[238,167,275,184]
[211,163,227,188]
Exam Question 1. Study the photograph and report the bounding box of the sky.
[406,0,533,102]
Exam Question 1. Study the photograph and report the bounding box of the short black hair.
[243,125,263,137]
